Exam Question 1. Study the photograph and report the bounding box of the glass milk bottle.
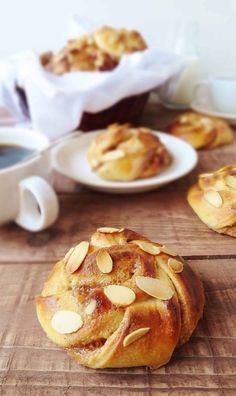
[166,22,201,109]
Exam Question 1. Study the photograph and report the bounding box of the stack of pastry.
[87,123,172,181]
[36,227,204,369]
[41,26,147,74]
[168,112,233,149]
[40,26,149,130]
[188,165,236,237]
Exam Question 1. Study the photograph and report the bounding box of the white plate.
[191,96,236,126]
[53,130,198,194]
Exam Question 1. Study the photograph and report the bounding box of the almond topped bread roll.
[168,112,233,149]
[36,227,204,369]
[41,26,147,75]
[188,165,236,237]
[87,124,172,181]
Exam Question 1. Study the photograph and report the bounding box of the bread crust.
[168,112,233,149]
[41,26,147,75]
[94,26,147,58]
[187,165,236,236]
[87,123,172,181]
[36,228,204,368]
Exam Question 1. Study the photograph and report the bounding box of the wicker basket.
[16,87,149,132]
[79,92,149,131]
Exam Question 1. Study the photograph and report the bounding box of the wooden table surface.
[0,104,235,395]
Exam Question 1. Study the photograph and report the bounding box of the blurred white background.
[0,0,235,76]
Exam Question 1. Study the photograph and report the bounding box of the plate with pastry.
[53,123,198,193]
[36,227,205,369]
[167,111,234,150]
[187,165,236,237]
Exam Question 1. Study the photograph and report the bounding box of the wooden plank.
[1,103,236,395]
[1,104,236,259]
[0,388,234,396]
[0,259,235,395]
[0,189,236,262]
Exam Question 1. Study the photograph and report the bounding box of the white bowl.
[53,130,198,194]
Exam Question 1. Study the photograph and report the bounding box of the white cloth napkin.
[0,18,184,140]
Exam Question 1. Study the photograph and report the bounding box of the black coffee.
[0,144,35,169]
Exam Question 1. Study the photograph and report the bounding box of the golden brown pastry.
[187,165,236,237]
[168,112,233,149]
[43,35,117,74]
[36,227,204,369]
[40,51,53,67]
[87,123,172,181]
[94,26,147,58]
[41,26,147,75]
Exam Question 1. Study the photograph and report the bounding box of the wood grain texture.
[0,260,235,395]
[0,188,236,262]
[0,104,236,395]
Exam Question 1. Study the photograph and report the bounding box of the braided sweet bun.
[188,165,236,237]
[41,26,146,75]
[94,26,147,58]
[36,228,204,369]
[87,124,172,181]
[43,34,118,75]
[167,112,233,149]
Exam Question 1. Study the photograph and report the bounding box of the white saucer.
[191,96,236,126]
[52,130,198,194]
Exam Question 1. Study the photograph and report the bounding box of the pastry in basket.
[187,165,236,237]
[39,27,148,131]
[36,227,205,369]
[167,112,233,149]
[41,26,147,75]
[94,26,147,58]
[87,124,172,181]
[43,35,118,74]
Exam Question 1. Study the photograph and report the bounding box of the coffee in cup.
[0,127,59,231]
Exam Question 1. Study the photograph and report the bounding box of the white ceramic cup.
[194,78,236,114]
[0,127,59,231]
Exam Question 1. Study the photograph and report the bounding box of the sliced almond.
[217,165,233,174]
[160,245,177,257]
[97,227,124,233]
[102,149,124,162]
[64,247,75,263]
[135,276,174,300]
[123,327,150,347]
[96,249,113,273]
[180,115,188,123]
[94,234,112,248]
[200,117,214,129]
[65,241,89,274]
[168,258,184,273]
[225,174,236,190]
[104,285,136,306]
[90,158,100,169]
[85,300,96,315]
[51,310,83,334]
[204,190,223,208]
[131,240,161,255]
[199,172,214,178]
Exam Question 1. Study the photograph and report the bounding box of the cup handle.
[192,81,209,106]
[15,176,59,232]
